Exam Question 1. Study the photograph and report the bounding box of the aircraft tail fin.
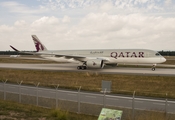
[31,35,48,52]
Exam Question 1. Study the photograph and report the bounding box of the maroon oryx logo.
[32,36,44,52]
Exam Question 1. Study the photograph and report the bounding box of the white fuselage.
[39,49,166,65]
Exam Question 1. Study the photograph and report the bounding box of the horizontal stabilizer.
[10,45,19,52]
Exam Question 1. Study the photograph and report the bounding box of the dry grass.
[164,56,175,59]
[163,56,175,64]
[0,99,97,120]
[134,112,166,120]
[0,69,175,98]
[0,57,175,98]
[1,57,175,119]
[0,57,57,64]
[163,60,175,65]
[0,99,174,120]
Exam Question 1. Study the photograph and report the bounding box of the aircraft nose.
[161,57,166,63]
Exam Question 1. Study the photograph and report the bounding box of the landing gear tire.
[152,67,155,71]
[83,66,87,69]
[77,66,87,70]
[81,66,85,70]
[77,66,81,70]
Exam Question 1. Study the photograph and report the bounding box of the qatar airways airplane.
[10,35,166,71]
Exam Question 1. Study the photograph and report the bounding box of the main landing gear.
[77,62,87,70]
[77,66,87,70]
[152,64,156,71]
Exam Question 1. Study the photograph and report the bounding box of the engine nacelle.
[86,59,104,69]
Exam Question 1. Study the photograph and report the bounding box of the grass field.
[0,99,174,120]
[163,56,175,64]
[0,57,175,98]
[0,57,57,64]
[0,99,97,120]
[0,69,175,98]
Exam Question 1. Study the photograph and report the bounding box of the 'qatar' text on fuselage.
[111,52,144,59]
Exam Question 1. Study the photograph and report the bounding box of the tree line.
[0,51,175,56]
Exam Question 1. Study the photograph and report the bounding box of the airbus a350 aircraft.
[10,35,166,71]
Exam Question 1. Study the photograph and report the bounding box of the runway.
[0,63,175,76]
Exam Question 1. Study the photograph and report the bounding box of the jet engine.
[86,59,104,69]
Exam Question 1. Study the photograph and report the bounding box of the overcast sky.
[0,0,175,51]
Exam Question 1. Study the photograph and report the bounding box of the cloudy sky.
[0,0,175,51]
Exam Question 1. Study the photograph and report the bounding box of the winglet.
[10,45,19,52]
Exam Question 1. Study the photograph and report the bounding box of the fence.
[0,81,175,120]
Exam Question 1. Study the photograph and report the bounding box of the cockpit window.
[155,53,160,56]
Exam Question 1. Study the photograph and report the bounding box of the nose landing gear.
[152,64,156,71]
[152,67,155,71]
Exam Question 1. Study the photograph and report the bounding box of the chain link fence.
[0,81,175,120]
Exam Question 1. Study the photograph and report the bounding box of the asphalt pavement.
[0,63,175,76]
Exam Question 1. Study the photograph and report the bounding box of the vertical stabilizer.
[31,35,47,52]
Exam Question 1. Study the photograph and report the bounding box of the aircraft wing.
[56,55,86,61]
[10,45,86,61]
[10,45,109,62]
[35,52,110,62]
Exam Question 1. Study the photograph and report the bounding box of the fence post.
[165,93,168,120]
[17,81,23,103]
[132,91,135,120]
[78,86,81,114]
[55,84,59,108]
[3,79,8,100]
[35,82,40,106]
[103,88,107,108]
